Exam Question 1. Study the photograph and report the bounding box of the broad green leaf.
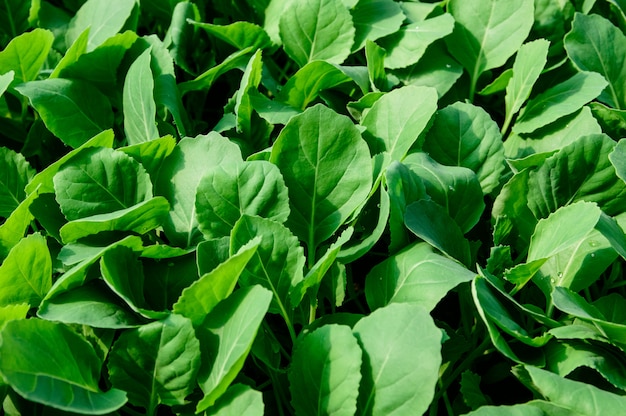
[206,384,264,416]
[289,324,362,416]
[25,129,115,195]
[464,402,571,416]
[501,39,549,134]
[565,13,626,109]
[196,237,231,276]
[445,0,534,99]
[101,245,167,319]
[50,27,90,78]
[15,79,114,148]
[393,41,463,98]
[0,319,127,414]
[59,197,169,243]
[0,303,28,328]
[124,48,159,145]
[365,40,388,92]
[0,233,51,307]
[191,21,272,50]
[196,161,289,240]
[361,85,438,161]
[513,72,608,134]
[365,242,476,311]
[37,280,143,328]
[527,134,626,218]
[0,28,53,86]
[378,13,454,69]
[424,101,505,194]
[119,135,176,180]
[403,152,485,234]
[610,138,626,183]
[53,147,152,221]
[270,104,372,254]
[0,0,30,40]
[353,303,442,416]
[0,147,34,217]
[230,215,305,318]
[155,133,243,248]
[65,0,136,52]
[173,238,260,326]
[350,0,405,52]
[517,365,626,415]
[142,252,199,311]
[109,314,201,412]
[196,286,272,412]
[279,0,355,67]
[277,60,354,110]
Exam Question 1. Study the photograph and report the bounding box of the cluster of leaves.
[4,0,626,414]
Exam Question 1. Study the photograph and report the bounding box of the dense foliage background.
[3,0,626,415]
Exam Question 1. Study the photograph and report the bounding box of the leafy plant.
[2,0,626,415]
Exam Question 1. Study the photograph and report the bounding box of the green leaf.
[0,233,51,307]
[353,303,442,416]
[206,384,264,416]
[424,101,505,194]
[0,319,127,414]
[0,303,28,328]
[445,0,534,99]
[0,147,34,217]
[365,242,476,311]
[270,104,372,254]
[361,85,438,161]
[65,0,137,52]
[517,365,626,415]
[610,138,626,183]
[527,134,626,218]
[230,215,305,317]
[365,40,388,92]
[109,314,201,412]
[15,78,114,148]
[173,238,260,326]
[378,13,454,69]
[460,371,490,410]
[196,161,289,240]
[53,147,152,221]
[289,324,362,416]
[279,0,355,67]
[464,402,566,416]
[155,133,243,248]
[0,0,31,39]
[565,13,626,109]
[0,28,53,86]
[512,72,608,134]
[196,286,272,412]
[191,20,272,50]
[350,0,405,52]
[119,135,176,180]
[123,48,159,145]
[502,39,550,134]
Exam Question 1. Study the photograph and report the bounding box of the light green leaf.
[124,48,159,145]
[154,133,243,248]
[353,303,442,416]
[230,215,305,317]
[270,104,372,254]
[0,28,53,86]
[206,384,264,416]
[0,303,28,328]
[0,319,127,414]
[191,20,272,50]
[365,40,388,92]
[0,233,51,307]
[464,402,568,416]
[350,0,405,52]
[289,324,362,416]
[109,314,201,412]
[65,0,137,52]
[173,238,260,326]
[15,79,114,148]
[513,72,608,134]
[365,242,476,311]
[279,0,355,67]
[379,13,454,69]
[196,286,272,412]
[53,147,152,221]
[51,27,90,78]
[361,85,438,161]
[565,13,626,109]
[445,0,534,99]
[610,138,626,183]
[502,39,550,134]
[424,101,505,194]
[0,147,34,217]
[119,135,176,180]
